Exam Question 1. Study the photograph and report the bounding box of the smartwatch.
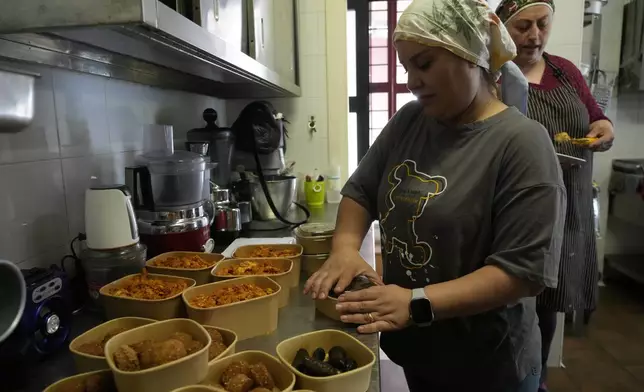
[409,288,434,327]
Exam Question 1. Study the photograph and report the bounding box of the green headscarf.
[393,0,517,74]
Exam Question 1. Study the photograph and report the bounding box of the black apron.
[527,54,598,312]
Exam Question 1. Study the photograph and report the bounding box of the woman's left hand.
[586,120,614,152]
[335,285,412,334]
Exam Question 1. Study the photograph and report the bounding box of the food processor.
[126,125,215,258]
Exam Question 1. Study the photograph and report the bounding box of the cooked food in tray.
[76,327,130,357]
[291,346,358,377]
[112,330,214,371]
[106,269,188,300]
[56,373,117,392]
[246,246,299,258]
[189,284,274,308]
[205,360,279,392]
[150,254,216,269]
[215,261,284,277]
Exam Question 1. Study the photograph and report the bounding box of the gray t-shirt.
[342,103,566,390]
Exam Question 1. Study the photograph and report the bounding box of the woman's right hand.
[303,248,383,299]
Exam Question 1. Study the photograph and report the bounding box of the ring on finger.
[366,312,375,323]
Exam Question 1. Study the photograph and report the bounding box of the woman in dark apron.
[496,1,615,391]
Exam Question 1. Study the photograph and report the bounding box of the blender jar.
[144,150,208,208]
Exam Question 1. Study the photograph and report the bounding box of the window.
[367,0,415,147]
[348,0,415,165]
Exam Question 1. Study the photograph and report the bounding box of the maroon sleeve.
[549,55,610,124]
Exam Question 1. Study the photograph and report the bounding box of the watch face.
[410,298,434,325]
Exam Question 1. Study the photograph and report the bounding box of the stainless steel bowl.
[0,260,26,343]
[250,175,297,221]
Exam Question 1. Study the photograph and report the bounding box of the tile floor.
[548,277,644,392]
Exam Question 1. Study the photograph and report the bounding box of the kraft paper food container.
[301,253,329,277]
[100,273,196,320]
[202,325,238,365]
[232,244,303,288]
[183,276,281,340]
[211,258,293,308]
[314,296,341,321]
[276,329,376,392]
[201,350,295,392]
[146,252,225,285]
[44,369,115,392]
[69,317,156,372]
[104,318,211,392]
[293,225,334,255]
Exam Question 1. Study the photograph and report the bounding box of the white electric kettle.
[85,185,139,250]
[0,260,26,344]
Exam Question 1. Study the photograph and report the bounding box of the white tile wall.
[0,160,68,265]
[54,70,112,158]
[0,63,225,267]
[548,0,585,65]
[550,0,585,46]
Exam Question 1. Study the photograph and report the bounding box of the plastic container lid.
[139,150,206,174]
[298,223,335,236]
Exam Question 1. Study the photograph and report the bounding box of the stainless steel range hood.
[0,0,301,98]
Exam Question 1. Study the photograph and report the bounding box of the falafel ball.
[221,360,251,387]
[169,332,194,347]
[149,339,188,366]
[186,339,205,354]
[131,340,155,369]
[225,374,254,392]
[208,341,227,360]
[249,362,275,389]
[113,345,140,371]
[205,328,224,344]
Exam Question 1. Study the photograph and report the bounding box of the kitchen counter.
[239,203,380,392]
[18,203,380,392]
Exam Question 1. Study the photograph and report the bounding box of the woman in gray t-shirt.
[304,1,566,391]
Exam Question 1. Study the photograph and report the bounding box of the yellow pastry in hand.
[554,132,597,148]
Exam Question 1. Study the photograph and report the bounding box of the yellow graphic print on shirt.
[380,160,447,272]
